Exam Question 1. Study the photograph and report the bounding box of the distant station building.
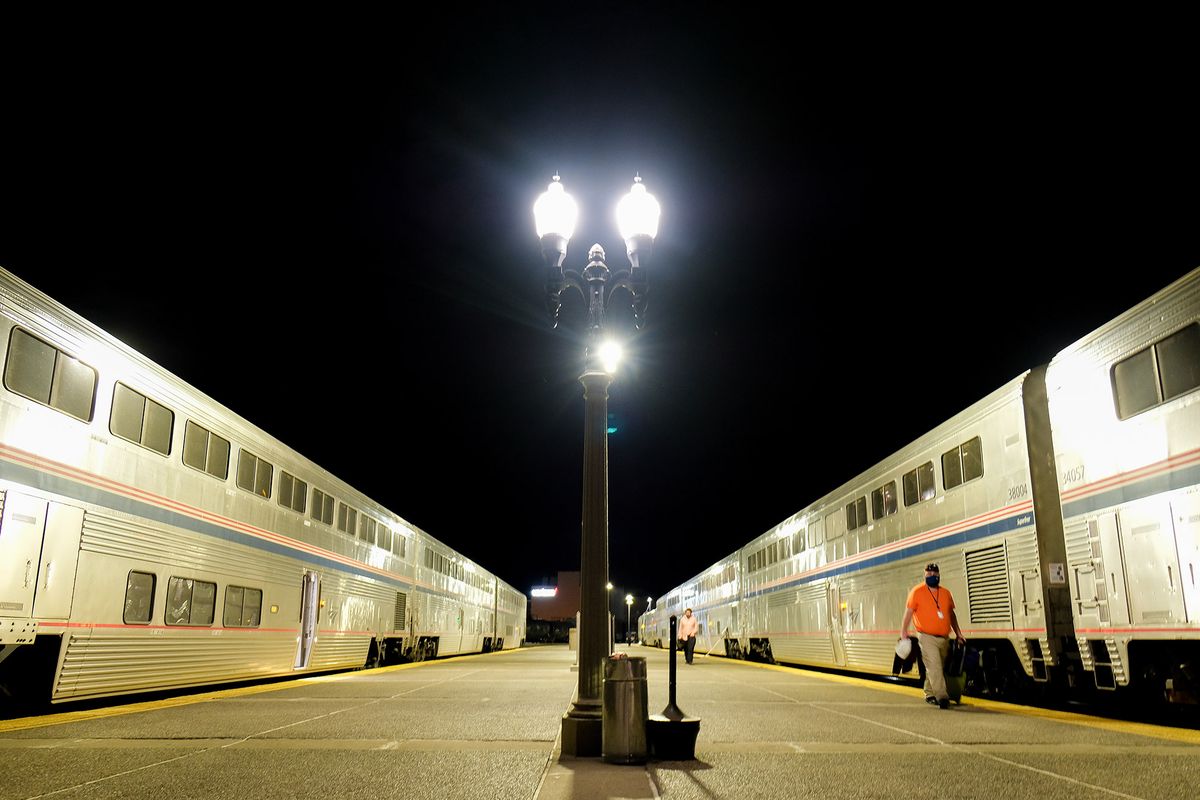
[527,571,579,643]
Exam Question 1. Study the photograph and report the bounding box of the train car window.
[871,481,898,519]
[123,571,156,624]
[360,516,377,544]
[143,397,173,454]
[236,449,273,499]
[165,576,216,626]
[1158,324,1200,401]
[52,354,97,421]
[392,533,407,558]
[311,488,335,525]
[1114,323,1200,419]
[337,503,358,536]
[845,496,867,531]
[4,328,98,422]
[377,526,392,551]
[1113,348,1159,418]
[791,530,805,553]
[809,516,825,547]
[223,585,263,627]
[278,471,307,513]
[183,421,230,479]
[902,461,936,506]
[942,437,983,490]
[961,437,983,482]
[110,383,175,456]
[942,447,964,490]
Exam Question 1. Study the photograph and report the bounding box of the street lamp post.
[625,594,634,643]
[535,174,661,757]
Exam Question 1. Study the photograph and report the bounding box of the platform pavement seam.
[716,654,1200,746]
[10,668,486,800]
[742,677,1151,800]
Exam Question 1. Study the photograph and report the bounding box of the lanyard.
[926,586,941,609]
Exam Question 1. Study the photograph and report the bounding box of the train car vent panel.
[394,592,407,631]
[965,544,1013,625]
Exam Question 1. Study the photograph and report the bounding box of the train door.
[1171,493,1200,623]
[295,570,320,669]
[455,606,464,654]
[0,492,83,620]
[1119,500,1186,625]
[827,582,847,666]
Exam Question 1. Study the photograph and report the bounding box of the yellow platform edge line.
[0,647,528,734]
[724,656,1200,746]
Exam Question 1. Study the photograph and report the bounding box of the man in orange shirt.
[899,563,965,709]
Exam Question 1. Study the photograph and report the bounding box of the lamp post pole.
[626,594,634,643]
[535,174,660,757]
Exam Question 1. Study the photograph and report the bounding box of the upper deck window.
[903,461,936,506]
[1113,323,1200,419]
[871,480,897,519]
[942,436,983,490]
[279,471,307,513]
[360,516,378,545]
[311,488,335,525]
[337,503,358,536]
[110,383,174,455]
[182,420,230,480]
[236,449,273,499]
[4,328,97,422]
[845,496,867,531]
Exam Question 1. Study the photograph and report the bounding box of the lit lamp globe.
[598,340,623,374]
[615,175,660,270]
[534,174,578,268]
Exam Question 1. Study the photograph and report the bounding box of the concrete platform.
[1,644,1197,799]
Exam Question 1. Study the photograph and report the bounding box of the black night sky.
[2,15,1196,612]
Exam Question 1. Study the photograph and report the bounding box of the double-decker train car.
[642,267,1199,703]
[0,266,525,705]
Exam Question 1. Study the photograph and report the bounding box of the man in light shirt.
[678,608,699,664]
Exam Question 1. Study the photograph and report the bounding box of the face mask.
[925,575,940,588]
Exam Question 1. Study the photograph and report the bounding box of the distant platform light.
[531,587,558,598]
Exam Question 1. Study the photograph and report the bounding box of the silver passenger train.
[641,268,1200,703]
[0,267,526,705]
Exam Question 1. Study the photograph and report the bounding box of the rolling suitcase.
[945,670,965,704]
[944,641,968,704]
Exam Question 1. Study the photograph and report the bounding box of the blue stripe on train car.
[744,511,1034,600]
[0,455,413,592]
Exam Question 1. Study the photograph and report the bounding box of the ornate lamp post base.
[561,704,603,757]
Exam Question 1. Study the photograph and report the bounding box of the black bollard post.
[663,614,685,721]
[647,614,701,759]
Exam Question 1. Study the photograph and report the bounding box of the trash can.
[602,654,648,764]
